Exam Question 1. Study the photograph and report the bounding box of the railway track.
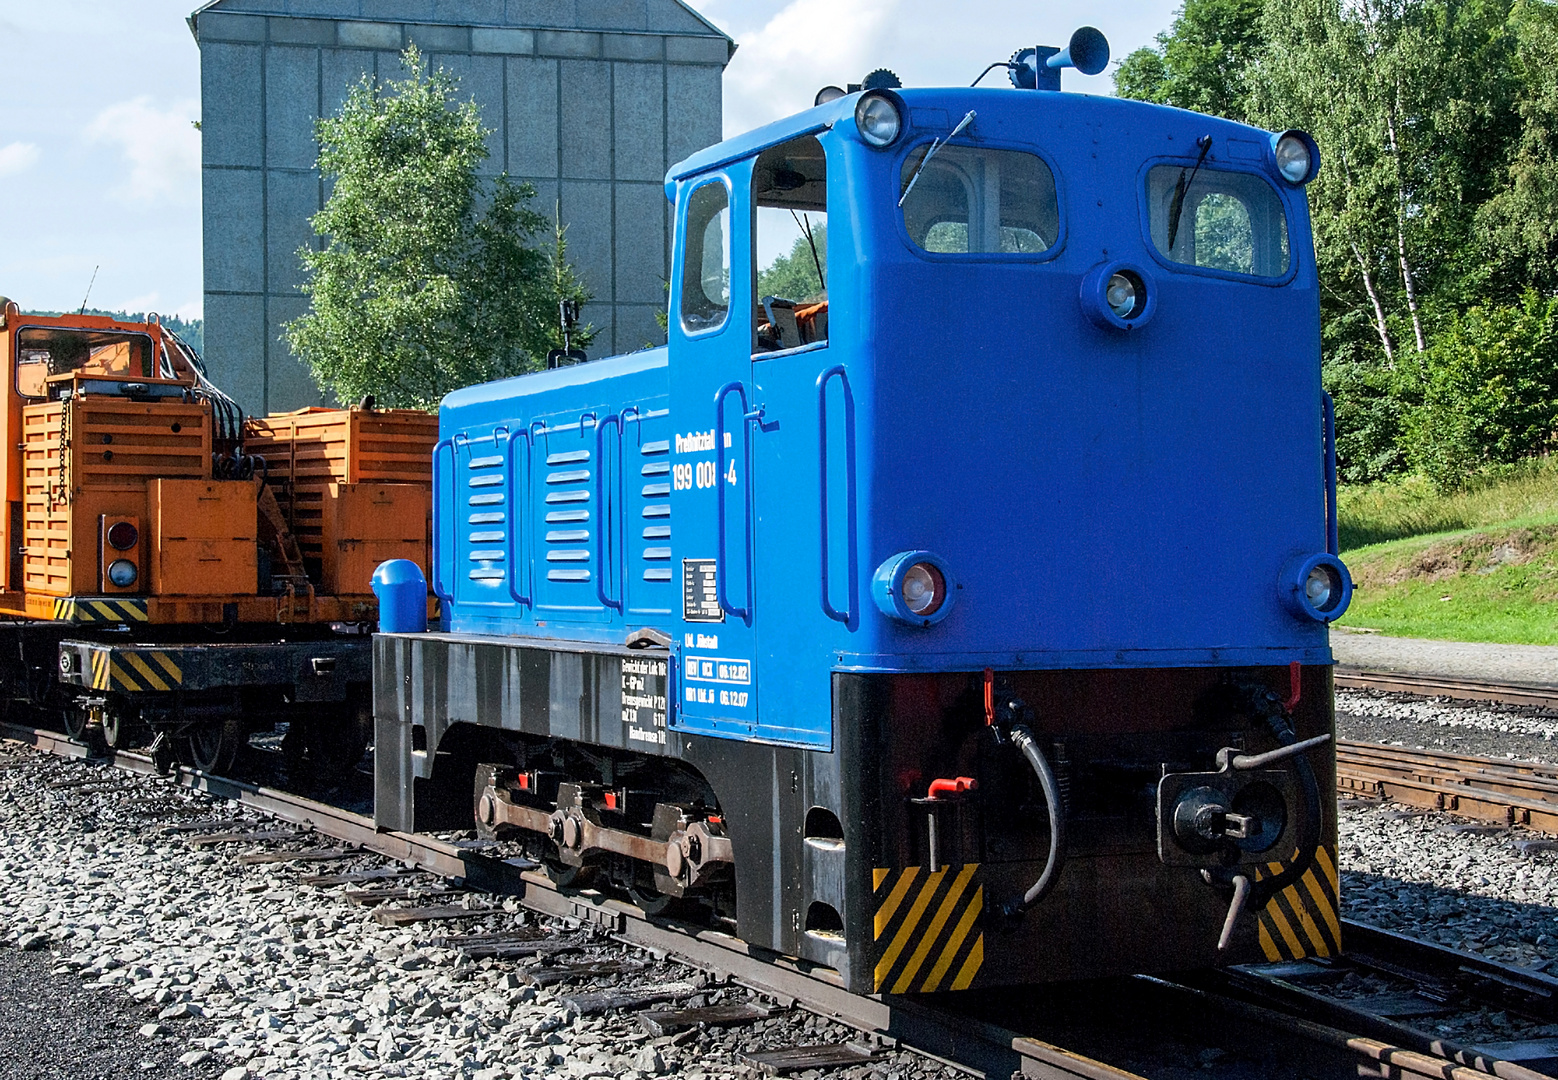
[1336,739,1558,830]
[1336,668,1558,710]
[3,720,1552,1080]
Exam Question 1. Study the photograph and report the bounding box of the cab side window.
[753,135,827,354]
[680,180,731,334]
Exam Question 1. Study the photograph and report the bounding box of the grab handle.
[431,438,455,602]
[595,413,623,612]
[816,365,858,625]
[504,427,531,607]
[1322,391,1338,556]
[714,381,752,622]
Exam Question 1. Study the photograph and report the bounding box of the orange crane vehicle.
[0,301,437,775]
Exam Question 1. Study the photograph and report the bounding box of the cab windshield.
[15,327,155,399]
[899,144,1059,255]
[1147,165,1290,278]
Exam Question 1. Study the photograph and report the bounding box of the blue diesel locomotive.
[374,32,1353,993]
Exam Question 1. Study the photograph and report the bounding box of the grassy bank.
[1335,462,1558,643]
[1338,460,1558,550]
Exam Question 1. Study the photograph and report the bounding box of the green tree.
[1474,0,1558,299]
[285,47,590,410]
[1248,0,1518,363]
[1399,290,1558,486]
[1112,0,1266,121]
[757,222,827,303]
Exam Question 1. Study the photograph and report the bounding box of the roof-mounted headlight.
[1272,130,1319,185]
[854,91,904,149]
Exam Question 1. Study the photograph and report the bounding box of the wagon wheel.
[183,718,244,775]
[60,705,91,742]
[101,708,136,752]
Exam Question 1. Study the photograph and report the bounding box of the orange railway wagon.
[0,302,437,775]
[244,405,437,595]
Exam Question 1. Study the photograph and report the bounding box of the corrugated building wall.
[189,0,732,414]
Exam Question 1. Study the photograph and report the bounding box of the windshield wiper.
[790,209,824,292]
[1166,134,1213,252]
[898,110,976,208]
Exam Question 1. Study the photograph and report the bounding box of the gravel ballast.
[0,746,950,1080]
[6,683,1558,1076]
[1337,687,1558,764]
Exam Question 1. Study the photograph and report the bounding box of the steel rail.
[1342,921,1558,1024]
[3,720,1545,1079]
[1336,669,1558,710]
[1336,738,1558,830]
[1178,970,1555,1080]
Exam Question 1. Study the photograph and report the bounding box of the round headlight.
[872,550,957,626]
[1106,273,1138,319]
[1304,564,1340,613]
[901,562,945,616]
[1279,553,1351,622]
[855,92,902,148]
[107,559,138,588]
[1273,131,1317,184]
[1081,262,1154,331]
[107,521,138,551]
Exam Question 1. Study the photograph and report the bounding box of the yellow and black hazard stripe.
[1255,845,1341,961]
[872,865,984,993]
[86,648,183,693]
[53,597,150,624]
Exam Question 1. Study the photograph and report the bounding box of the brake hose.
[1004,723,1067,916]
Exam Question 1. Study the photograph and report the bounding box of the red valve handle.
[927,776,979,799]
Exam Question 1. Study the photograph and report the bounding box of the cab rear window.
[1147,165,1290,278]
[15,327,154,399]
[900,145,1058,255]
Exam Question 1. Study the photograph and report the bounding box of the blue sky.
[0,1,1179,320]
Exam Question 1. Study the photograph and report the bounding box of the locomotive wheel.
[60,706,90,742]
[184,719,243,775]
[543,859,597,889]
[626,882,683,917]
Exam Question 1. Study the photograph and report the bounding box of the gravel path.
[0,945,224,1079]
[1331,629,1558,687]
[0,745,952,1080]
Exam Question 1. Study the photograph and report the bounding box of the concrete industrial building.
[188,1,732,414]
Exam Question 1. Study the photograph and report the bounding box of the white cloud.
[0,142,40,177]
[84,96,199,203]
[717,0,904,135]
[688,0,1182,137]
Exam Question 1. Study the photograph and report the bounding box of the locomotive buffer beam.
[476,778,732,892]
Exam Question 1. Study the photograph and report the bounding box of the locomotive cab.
[384,40,1348,994]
